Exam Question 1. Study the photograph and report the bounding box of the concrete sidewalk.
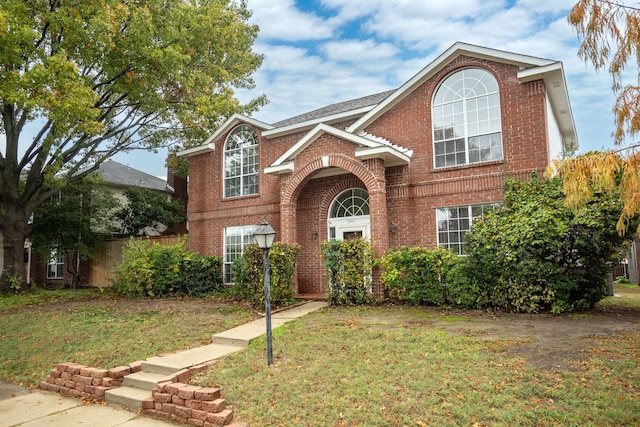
[1,301,327,427]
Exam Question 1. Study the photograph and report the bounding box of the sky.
[75,1,640,176]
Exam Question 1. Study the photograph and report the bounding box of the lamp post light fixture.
[253,219,277,365]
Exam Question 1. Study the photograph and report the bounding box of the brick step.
[104,386,151,410]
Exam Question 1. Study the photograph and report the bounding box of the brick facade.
[181,43,576,298]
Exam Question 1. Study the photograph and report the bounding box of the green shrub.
[111,238,224,297]
[232,242,300,309]
[322,239,374,306]
[180,255,224,297]
[380,247,454,305]
[449,175,637,313]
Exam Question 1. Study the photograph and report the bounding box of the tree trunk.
[0,211,29,292]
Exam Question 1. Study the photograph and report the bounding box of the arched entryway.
[327,188,370,241]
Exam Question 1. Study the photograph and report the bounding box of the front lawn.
[194,287,640,427]
[0,289,257,385]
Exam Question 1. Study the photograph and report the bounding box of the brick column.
[363,158,388,296]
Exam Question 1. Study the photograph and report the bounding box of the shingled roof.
[271,89,396,128]
[97,160,170,193]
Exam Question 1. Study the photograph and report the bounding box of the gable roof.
[97,160,170,193]
[347,42,577,147]
[179,41,577,159]
[177,114,273,158]
[264,123,412,175]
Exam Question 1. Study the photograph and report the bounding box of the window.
[224,225,256,283]
[224,125,259,198]
[432,68,502,168]
[329,188,370,218]
[436,204,499,255]
[47,249,64,279]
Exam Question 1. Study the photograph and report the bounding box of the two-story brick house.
[178,42,577,298]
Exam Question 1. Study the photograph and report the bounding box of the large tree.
[554,1,640,232]
[0,0,265,291]
[29,177,120,288]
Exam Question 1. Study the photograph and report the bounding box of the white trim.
[264,162,294,175]
[176,143,215,158]
[266,123,412,174]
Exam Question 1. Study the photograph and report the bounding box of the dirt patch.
[431,305,640,371]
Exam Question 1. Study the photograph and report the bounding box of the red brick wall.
[186,56,552,297]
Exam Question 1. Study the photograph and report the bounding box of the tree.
[116,187,186,236]
[0,0,266,291]
[554,1,640,231]
[29,177,120,288]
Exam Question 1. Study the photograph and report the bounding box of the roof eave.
[176,142,215,159]
[355,146,412,167]
[518,63,578,150]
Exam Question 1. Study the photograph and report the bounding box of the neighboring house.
[25,160,185,286]
[178,42,578,297]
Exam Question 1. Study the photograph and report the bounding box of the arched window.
[329,188,370,218]
[224,125,258,198]
[432,68,502,168]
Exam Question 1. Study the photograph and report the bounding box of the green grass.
[596,284,640,310]
[1,287,638,426]
[194,301,639,427]
[0,289,256,386]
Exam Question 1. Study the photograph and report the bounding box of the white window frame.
[47,249,64,279]
[436,204,499,255]
[223,225,257,283]
[432,68,503,168]
[224,125,259,198]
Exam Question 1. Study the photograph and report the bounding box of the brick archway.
[279,154,389,296]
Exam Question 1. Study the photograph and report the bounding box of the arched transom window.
[224,125,258,198]
[330,188,370,218]
[432,68,502,168]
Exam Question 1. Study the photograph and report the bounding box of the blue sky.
[91,1,638,175]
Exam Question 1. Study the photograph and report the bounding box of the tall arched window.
[432,68,502,168]
[224,125,258,198]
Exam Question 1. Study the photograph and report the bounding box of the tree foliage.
[447,176,636,313]
[556,1,640,233]
[29,177,120,287]
[116,188,186,236]
[0,0,265,291]
[569,0,640,144]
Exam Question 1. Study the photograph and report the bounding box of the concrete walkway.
[0,301,327,427]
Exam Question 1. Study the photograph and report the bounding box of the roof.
[178,41,577,158]
[271,90,395,128]
[97,160,170,193]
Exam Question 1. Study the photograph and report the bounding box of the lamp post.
[253,219,277,365]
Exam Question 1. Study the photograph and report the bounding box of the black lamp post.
[253,219,277,365]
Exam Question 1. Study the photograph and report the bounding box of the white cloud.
[247,0,336,41]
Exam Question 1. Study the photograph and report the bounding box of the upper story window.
[432,68,502,168]
[224,125,259,198]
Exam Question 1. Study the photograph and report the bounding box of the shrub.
[180,255,224,297]
[380,247,454,305]
[232,242,300,309]
[111,238,224,297]
[322,239,374,306]
[448,175,637,313]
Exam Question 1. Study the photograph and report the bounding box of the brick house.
[178,42,577,298]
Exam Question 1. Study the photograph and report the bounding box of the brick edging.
[40,362,243,426]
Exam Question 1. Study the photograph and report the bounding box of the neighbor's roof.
[97,160,170,193]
